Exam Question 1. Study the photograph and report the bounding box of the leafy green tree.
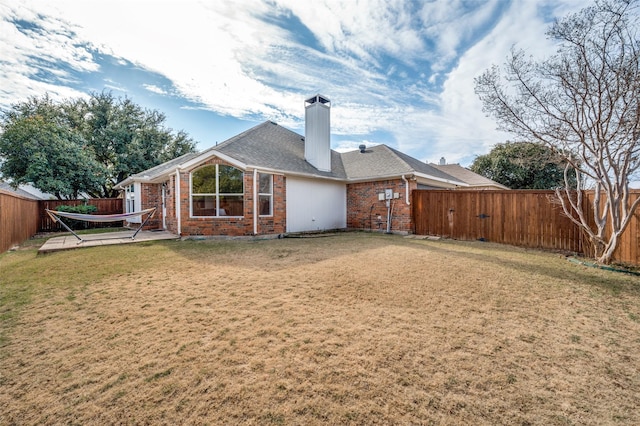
[470,142,577,189]
[75,92,197,197]
[0,96,104,199]
[0,92,197,199]
[474,0,640,264]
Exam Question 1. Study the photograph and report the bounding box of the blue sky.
[0,0,585,167]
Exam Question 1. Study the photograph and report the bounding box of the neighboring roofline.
[414,171,468,187]
[0,188,41,201]
[430,163,509,189]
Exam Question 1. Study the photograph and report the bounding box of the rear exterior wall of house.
[129,164,416,236]
[140,183,163,230]
[347,179,415,233]
[132,157,286,237]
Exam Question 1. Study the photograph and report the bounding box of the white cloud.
[0,2,96,106]
[143,84,168,95]
[392,0,586,165]
[0,0,589,164]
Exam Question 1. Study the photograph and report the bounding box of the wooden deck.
[38,230,180,254]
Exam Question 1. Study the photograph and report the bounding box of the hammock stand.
[45,207,157,244]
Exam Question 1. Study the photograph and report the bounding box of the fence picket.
[0,194,123,254]
[412,189,640,266]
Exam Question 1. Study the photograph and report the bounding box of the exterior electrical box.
[385,189,393,200]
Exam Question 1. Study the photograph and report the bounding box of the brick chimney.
[304,94,331,172]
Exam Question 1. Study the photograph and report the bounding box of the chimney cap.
[305,94,331,106]
[359,144,366,153]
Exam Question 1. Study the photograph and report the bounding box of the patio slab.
[38,230,180,254]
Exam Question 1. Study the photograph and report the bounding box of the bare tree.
[475,0,640,264]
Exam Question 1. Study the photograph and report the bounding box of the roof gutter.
[114,177,136,191]
[344,172,466,187]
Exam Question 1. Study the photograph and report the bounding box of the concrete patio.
[38,230,180,254]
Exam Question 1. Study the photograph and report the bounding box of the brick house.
[115,95,502,237]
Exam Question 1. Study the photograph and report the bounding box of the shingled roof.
[341,145,464,184]
[125,151,201,184]
[209,121,346,179]
[431,163,509,189]
[117,121,473,187]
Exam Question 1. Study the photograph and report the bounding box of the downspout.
[175,168,181,236]
[402,174,411,205]
[386,198,393,234]
[253,169,258,235]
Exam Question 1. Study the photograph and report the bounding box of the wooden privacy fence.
[412,190,640,266]
[582,191,640,265]
[0,190,40,253]
[39,198,123,231]
[0,196,124,254]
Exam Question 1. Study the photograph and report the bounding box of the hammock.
[46,207,157,244]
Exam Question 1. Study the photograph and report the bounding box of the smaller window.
[258,173,273,216]
[126,184,135,213]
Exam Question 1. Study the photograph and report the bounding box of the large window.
[258,173,273,216]
[191,164,244,217]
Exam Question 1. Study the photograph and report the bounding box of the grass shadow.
[408,238,640,297]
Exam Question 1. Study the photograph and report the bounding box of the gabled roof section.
[135,151,201,181]
[431,164,509,189]
[340,144,466,185]
[116,121,485,189]
[203,121,346,179]
[115,151,200,188]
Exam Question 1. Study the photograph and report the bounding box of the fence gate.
[412,190,584,254]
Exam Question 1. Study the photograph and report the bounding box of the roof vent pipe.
[359,144,366,153]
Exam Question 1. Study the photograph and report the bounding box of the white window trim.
[125,183,141,223]
[258,173,273,217]
[190,164,244,218]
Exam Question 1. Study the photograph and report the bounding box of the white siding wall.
[125,182,143,223]
[286,177,346,233]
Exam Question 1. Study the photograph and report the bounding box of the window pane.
[259,195,272,216]
[259,173,272,194]
[192,195,216,216]
[218,165,243,194]
[219,195,243,216]
[192,166,216,194]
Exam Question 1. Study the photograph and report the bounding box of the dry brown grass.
[1,232,639,425]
